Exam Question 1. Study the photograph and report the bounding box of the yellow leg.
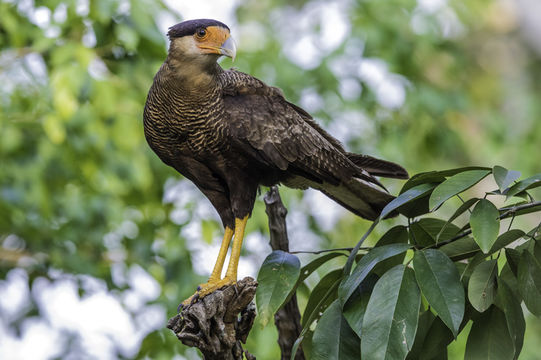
[208,227,234,281]
[181,217,248,307]
[224,215,248,280]
[181,226,234,307]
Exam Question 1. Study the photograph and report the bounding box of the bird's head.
[167,19,236,70]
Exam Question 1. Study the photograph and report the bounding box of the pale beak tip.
[220,36,237,61]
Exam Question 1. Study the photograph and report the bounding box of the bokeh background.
[1,0,540,359]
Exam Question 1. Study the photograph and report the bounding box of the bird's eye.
[196,28,207,39]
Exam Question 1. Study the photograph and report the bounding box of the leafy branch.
[433,200,541,249]
[255,165,541,360]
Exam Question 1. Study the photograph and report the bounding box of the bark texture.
[264,186,305,360]
[167,277,257,360]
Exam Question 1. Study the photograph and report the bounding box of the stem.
[343,219,379,276]
[507,214,516,231]
[290,247,372,255]
[432,201,541,249]
[408,217,418,246]
[457,194,473,214]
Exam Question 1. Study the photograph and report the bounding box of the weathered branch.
[264,186,305,360]
[167,277,258,360]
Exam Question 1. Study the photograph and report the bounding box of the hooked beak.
[219,37,236,61]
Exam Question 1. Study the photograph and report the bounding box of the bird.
[143,19,408,306]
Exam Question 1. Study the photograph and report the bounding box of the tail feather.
[314,177,395,220]
[347,153,409,179]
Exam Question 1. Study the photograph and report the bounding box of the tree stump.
[167,277,258,360]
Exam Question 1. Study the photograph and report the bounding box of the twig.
[264,186,305,360]
[507,214,516,231]
[290,247,357,255]
[433,201,541,249]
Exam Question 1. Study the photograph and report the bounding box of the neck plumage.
[162,56,223,92]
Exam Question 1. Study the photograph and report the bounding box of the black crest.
[168,19,230,39]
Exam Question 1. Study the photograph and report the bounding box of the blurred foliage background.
[1,0,540,359]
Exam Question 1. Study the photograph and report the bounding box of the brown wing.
[220,70,407,220]
[223,92,364,186]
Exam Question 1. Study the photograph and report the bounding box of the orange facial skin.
[194,26,231,55]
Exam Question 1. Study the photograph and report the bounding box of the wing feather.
[219,70,405,191]
[224,93,353,185]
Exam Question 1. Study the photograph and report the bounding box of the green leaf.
[429,169,491,210]
[401,173,446,193]
[396,195,432,218]
[505,248,521,277]
[493,166,521,193]
[419,218,460,240]
[495,279,525,358]
[465,307,514,360]
[381,183,436,219]
[470,199,500,253]
[489,229,525,253]
[299,252,345,282]
[468,259,497,312]
[375,225,409,246]
[338,243,412,305]
[505,173,541,198]
[342,273,378,337]
[534,241,541,264]
[405,310,436,360]
[413,249,464,337]
[516,238,536,253]
[499,264,520,298]
[435,167,492,177]
[302,269,342,327]
[436,198,479,242]
[311,300,360,360]
[361,266,421,360]
[460,252,489,285]
[401,167,491,193]
[517,250,541,316]
[256,250,301,326]
[373,226,409,275]
[410,218,460,246]
[286,252,345,301]
[440,237,479,261]
[409,222,435,247]
[416,316,454,360]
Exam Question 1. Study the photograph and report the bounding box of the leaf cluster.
[257,166,541,360]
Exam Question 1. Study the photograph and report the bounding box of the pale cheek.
[172,38,200,57]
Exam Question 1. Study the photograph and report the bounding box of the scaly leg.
[222,215,248,282]
[196,215,248,294]
[181,226,234,307]
[208,226,235,282]
[181,216,249,307]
